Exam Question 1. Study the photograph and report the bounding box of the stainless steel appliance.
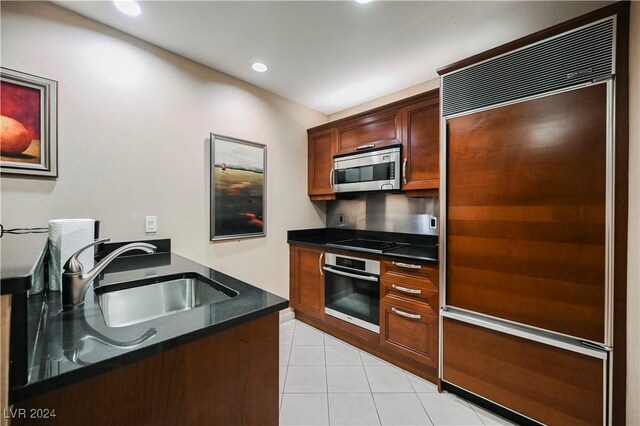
[332,146,401,193]
[323,253,380,333]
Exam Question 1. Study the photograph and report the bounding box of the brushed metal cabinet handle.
[392,284,422,295]
[355,144,375,151]
[319,252,324,276]
[392,307,421,320]
[402,158,407,185]
[329,169,334,189]
[393,261,422,270]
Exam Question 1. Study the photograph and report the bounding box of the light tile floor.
[279,319,517,426]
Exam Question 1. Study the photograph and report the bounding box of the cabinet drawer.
[380,297,438,368]
[381,260,438,286]
[381,278,437,307]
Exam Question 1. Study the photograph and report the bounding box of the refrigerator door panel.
[442,316,608,426]
[444,83,609,343]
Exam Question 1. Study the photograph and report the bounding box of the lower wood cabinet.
[443,318,606,426]
[14,313,279,426]
[380,296,438,369]
[289,244,440,383]
[289,245,325,321]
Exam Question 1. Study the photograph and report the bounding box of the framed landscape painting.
[0,68,58,177]
[210,134,266,241]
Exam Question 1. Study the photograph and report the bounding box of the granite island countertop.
[11,252,288,403]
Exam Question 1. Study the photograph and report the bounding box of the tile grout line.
[403,369,435,425]
[324,330,331,425]
[359,348,383,426]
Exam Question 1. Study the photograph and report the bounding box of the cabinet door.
[308,129,336,197]
[335,109,402,155]
[290,246,325,319]
[401,96,440,190]
[380,297,438,368]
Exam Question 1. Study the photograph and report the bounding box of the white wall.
[627,2,639,424]
[0,2,326,299]
[328,78,440,121]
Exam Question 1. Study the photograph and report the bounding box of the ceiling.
[54,1,613,115]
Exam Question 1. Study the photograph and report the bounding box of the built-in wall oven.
[323,253,380,333]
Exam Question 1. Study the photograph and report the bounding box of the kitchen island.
[6,245,287,425]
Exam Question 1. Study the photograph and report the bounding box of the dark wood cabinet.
[335,109,402,155]
[14,313,280,426]
[401,94,440,191]
[289,243,440,383]
[380,259,439,369]
[290,245,325,320]
[306,89,440,199]
[307,128,337,200]
[380,297,438,368]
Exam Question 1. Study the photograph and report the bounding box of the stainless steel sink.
[96,273,238,328]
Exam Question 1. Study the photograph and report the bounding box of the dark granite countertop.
[0,233,48,295]
[10,252,288,404]
[288,228,438,263]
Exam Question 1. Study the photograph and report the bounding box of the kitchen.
[0,1,638,425]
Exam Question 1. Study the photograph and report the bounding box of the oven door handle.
[322,266,379,282]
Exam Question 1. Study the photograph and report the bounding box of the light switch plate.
[145,216,157,233]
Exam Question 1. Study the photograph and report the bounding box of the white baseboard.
[279,307,295,324]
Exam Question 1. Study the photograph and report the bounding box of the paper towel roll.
[48,219,95,291]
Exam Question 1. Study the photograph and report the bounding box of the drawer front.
[380,298,438,368]
[443,318,605,426]
[381,260,438,284]
[381,278,437,308]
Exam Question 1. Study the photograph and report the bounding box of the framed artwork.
[0,68,58,177]
[210,133,266,241]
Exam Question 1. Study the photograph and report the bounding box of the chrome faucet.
[62,238,157,311]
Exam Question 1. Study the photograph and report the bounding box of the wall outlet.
[429,216,438,230]
[338,214,345,225]
[145,216,157,233]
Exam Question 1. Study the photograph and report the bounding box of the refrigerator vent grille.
[442,18,614,117]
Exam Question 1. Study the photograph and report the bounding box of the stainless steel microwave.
[332,145,401,193]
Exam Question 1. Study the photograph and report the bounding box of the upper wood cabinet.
[307,88,440,199]
[401,94,440,191]
[307,128,337,200]
[335,109,402,156]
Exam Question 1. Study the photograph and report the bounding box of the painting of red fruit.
[1,115,32,155]
[1,68,57,177]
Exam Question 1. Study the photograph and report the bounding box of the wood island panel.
[13,313,279,426]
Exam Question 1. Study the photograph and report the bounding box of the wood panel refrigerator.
[438,7,629,426]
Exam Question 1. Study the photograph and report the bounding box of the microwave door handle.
[322,266,378,282]
[355,144,375,151]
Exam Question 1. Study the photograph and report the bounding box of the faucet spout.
[62,240,157,311]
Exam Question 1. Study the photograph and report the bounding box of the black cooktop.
[326,238,408,254]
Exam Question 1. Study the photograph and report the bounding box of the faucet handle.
[64,238,111,274]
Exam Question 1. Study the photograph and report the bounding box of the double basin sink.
[94,273,238,328]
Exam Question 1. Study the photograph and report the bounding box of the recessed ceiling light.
[113,1,141,17]
[252,62,269,73]
[355,0,373,4]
